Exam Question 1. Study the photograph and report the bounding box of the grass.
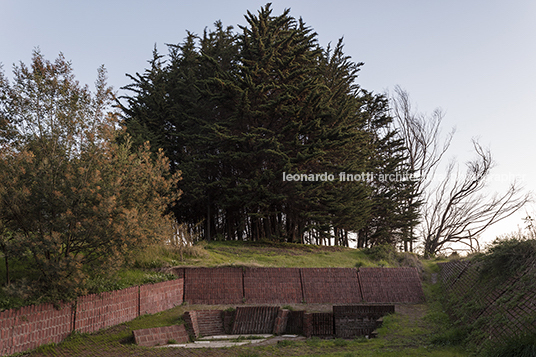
[174,240,421,269]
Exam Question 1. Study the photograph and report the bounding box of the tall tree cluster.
[121,5,418,247]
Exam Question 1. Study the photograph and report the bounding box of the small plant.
[306,336,321,346]
[333,338,349,347]
[167,339,177,344]
[237,351,260,357]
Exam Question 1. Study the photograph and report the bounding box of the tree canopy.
[120,4,418,248]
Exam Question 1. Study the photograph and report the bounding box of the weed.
[306,336,322,346]
[167,339,177,344]
[430,326,468,346]
[237,351,260,357]
[333,338,348,347]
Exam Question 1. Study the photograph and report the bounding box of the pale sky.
[2,0,536,248]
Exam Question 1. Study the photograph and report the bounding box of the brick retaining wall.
[244,268,303,304]
[301,268,362,304]
[184,267,243,304]
[0,302,72,356]
[359,267,424,303]
[0,279,183,356]
[1,266,426,355]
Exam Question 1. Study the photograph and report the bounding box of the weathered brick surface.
[222,310,235,334]
[285,310,304,335]
[140,279,183,315]
[333,305,394,338]
[231,306,280,334]
[133,324,188,347]
[303,312,333,337]
[244,267,302,303]
[75,286,139,333]
[358,267,425,303]
[184,267,243,304]
[301,268,362,303]
[273,309,289,335]
[0,302,73,356]
[195,310,225,337]
[183,310,199,339]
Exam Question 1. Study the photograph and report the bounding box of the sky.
[2,0,536,250]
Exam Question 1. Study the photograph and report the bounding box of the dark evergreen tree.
[120,4,419,247]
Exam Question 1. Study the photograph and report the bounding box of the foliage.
[120,4,417,248]
[482,333,536,357]
[0,50,180,302]
[477,235,536,281]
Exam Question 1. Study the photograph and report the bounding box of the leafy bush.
[478,236,536,281]
[364,244,397,262]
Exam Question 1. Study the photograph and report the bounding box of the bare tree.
[391,87,531,257]
[390,86,454,252]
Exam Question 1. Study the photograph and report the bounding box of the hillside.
[145,240,424,271]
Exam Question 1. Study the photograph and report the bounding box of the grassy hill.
[136,240,425,270]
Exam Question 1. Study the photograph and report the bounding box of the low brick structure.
[185,305,395,340]
[183,310,225,338]
[231,306,280,334]
[333,305,394,338]
[133,325,189,347]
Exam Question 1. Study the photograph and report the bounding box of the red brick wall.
[244,267,303,304]
[75,285,139,333]
[133,325,188,347]
[301,268,362,304]
[140,279,183,315]
[358,267,425,303]
[0,302,73,356]
[184,267,243,304]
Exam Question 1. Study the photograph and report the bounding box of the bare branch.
[391,87,532,257]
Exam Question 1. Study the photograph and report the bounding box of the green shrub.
[483,333,536,357]
[478,236,536,281]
